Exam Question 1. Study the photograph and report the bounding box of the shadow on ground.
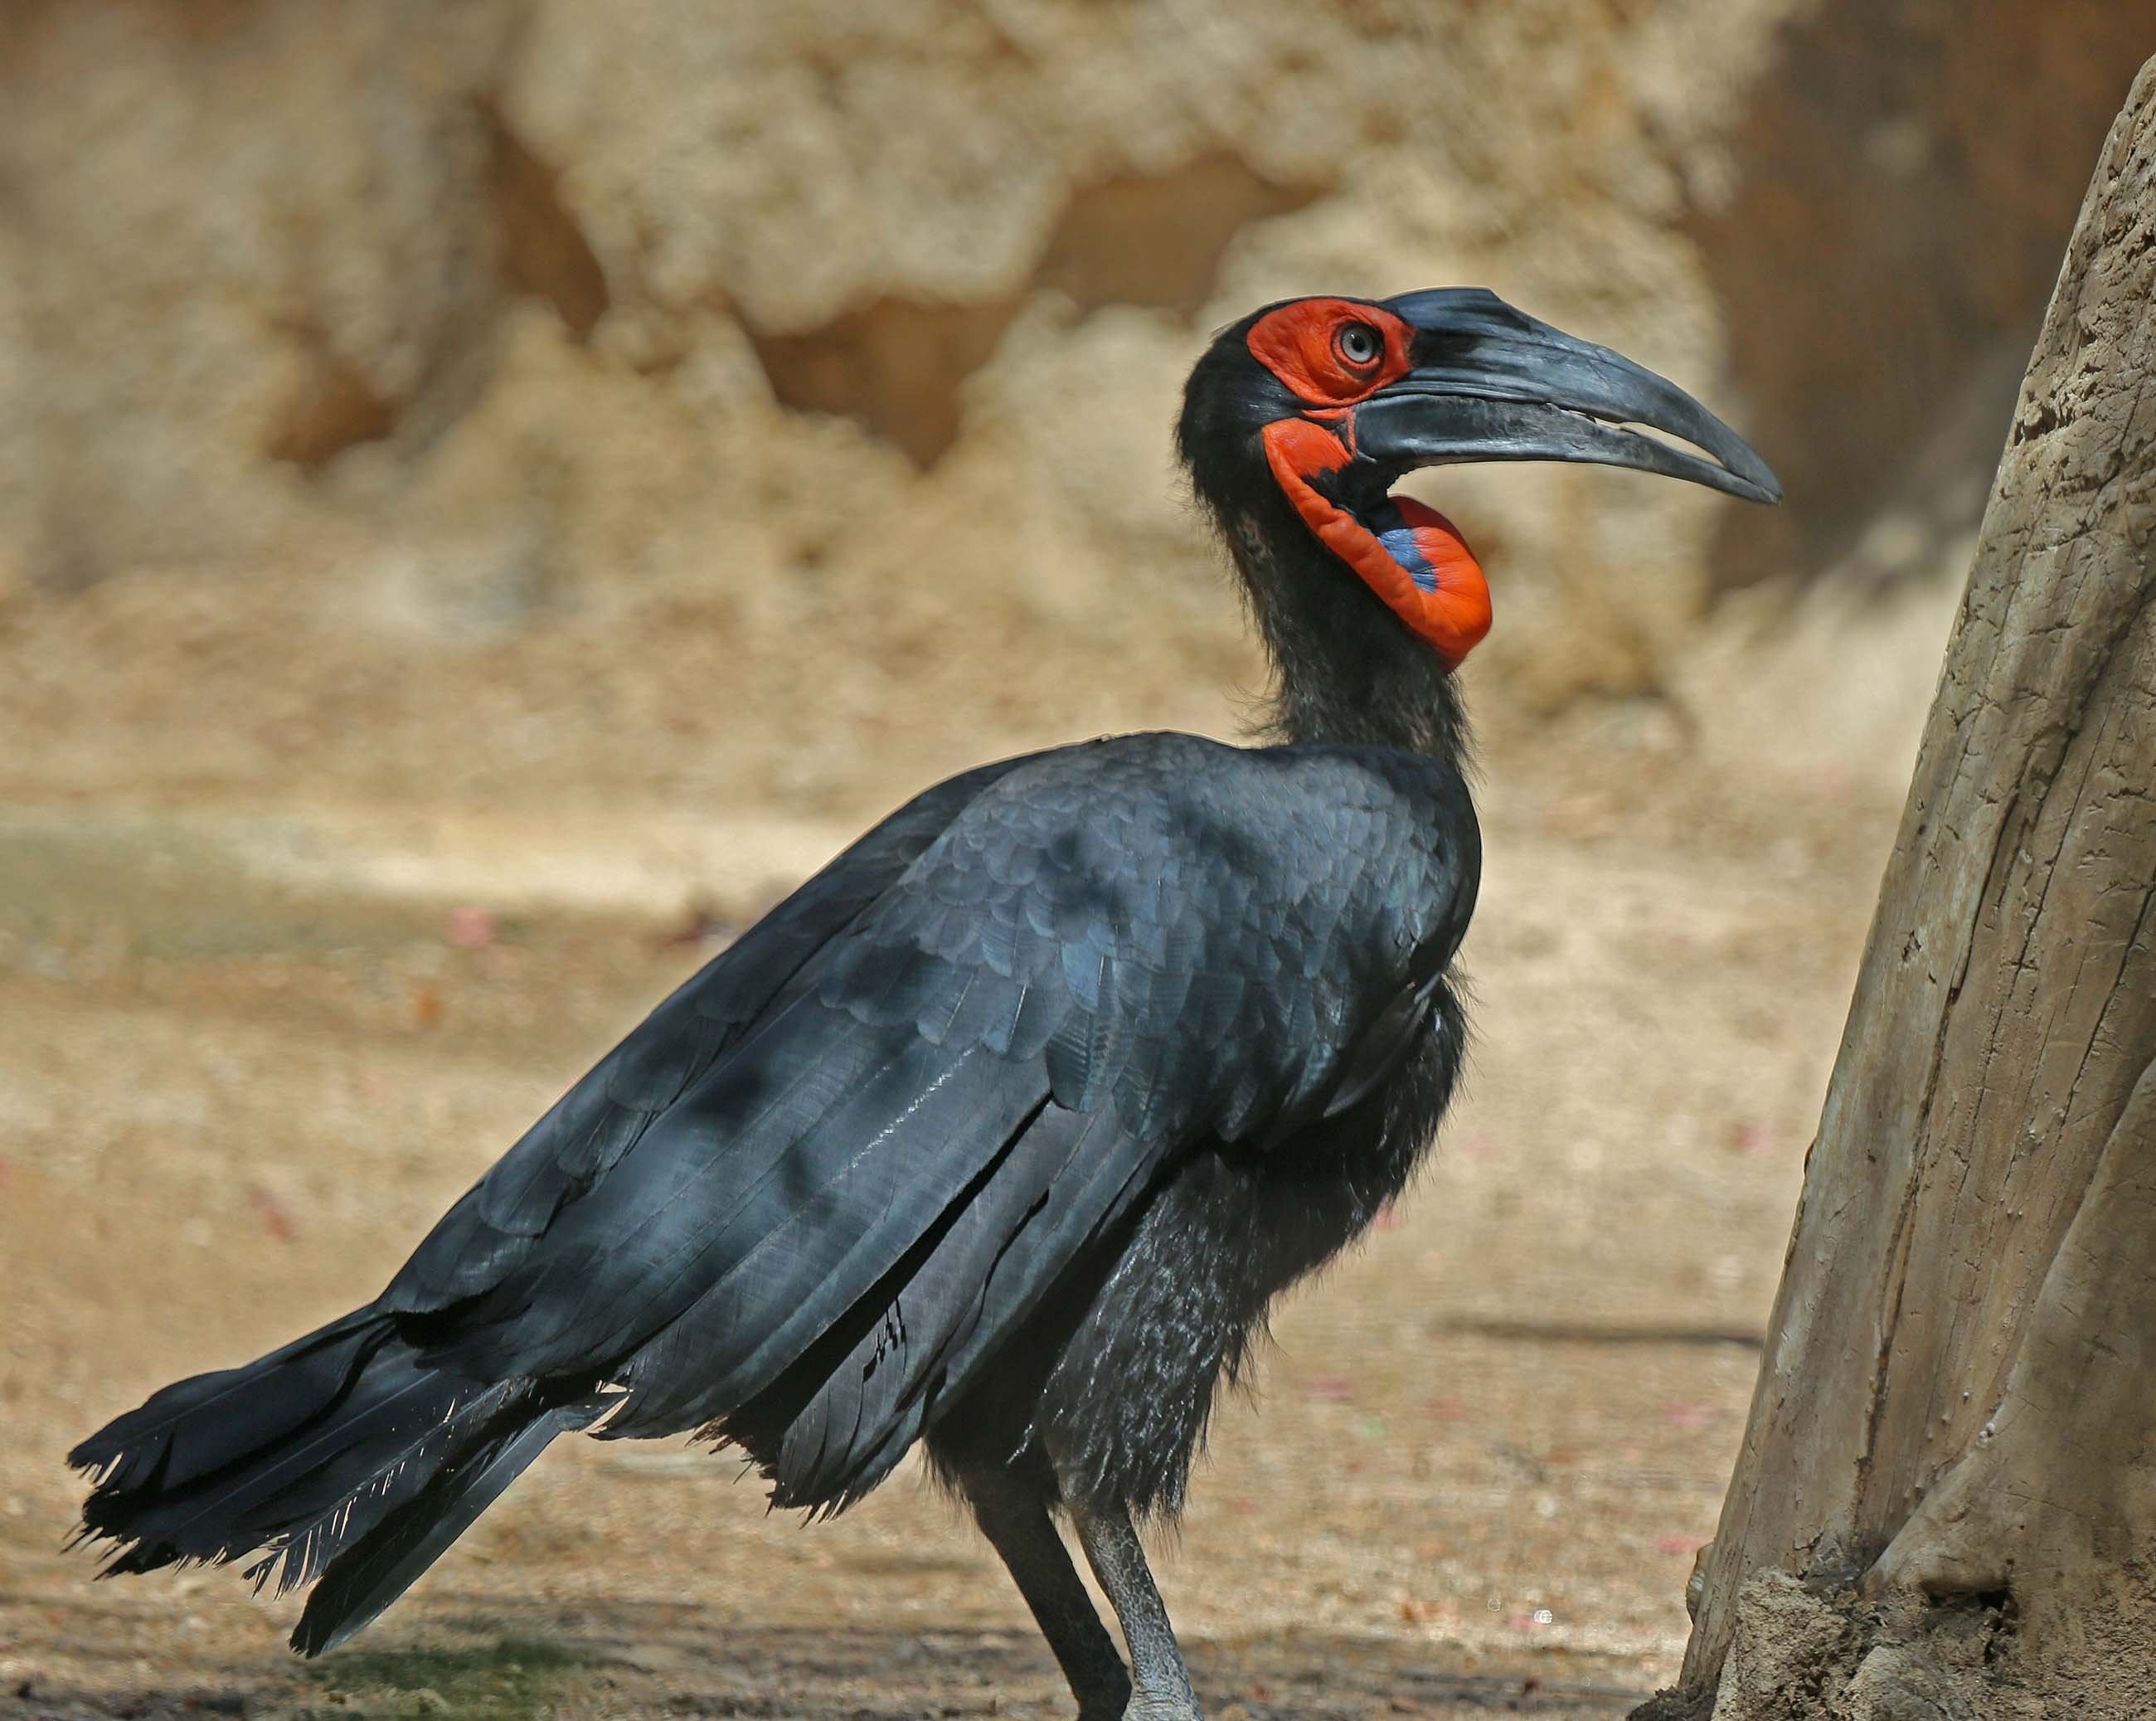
[14,1608,1645,1720]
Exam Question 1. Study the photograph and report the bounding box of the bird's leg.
[962,1471,1133,1720]
[1071,1505,1202,1721]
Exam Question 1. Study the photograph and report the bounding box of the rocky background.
[3,0,2149,828]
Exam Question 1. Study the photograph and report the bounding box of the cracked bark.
[1639,55,2156,1721]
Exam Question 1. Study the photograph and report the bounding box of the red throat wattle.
[1260,417,1493,671]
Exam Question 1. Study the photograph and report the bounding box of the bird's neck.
[1219,492,1473,768]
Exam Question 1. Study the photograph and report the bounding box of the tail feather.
[70,1310,389,1504]
[293,1397,598,1655]
[70,1309,599,1653]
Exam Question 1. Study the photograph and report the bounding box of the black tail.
[70,1310,603,1655]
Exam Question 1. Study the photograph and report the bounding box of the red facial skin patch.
[1246,298,1415,406]
[1261,416,1493,671]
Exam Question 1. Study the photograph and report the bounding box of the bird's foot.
[1120,1697,1202,1721]
[1070,1680,1198,1720]
[1073,1691,1202,1721]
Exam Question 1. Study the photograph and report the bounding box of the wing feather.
[363,733,1476,1504]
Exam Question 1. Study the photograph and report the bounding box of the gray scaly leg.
[1071,1505,1202,1721]
[964,1471,1133,1720]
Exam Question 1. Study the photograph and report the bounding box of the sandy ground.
[0,524,1957,1721]
[0,695,1904,1721]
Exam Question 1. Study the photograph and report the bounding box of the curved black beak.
[1352,289,1780,505]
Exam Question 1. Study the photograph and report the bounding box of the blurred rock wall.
[1694,0,2156,593]
[0,0,2148,805]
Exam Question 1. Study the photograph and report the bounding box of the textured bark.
[1645,55,2156,1721]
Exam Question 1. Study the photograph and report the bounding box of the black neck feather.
[1202,464,1471,768]
[1175,333,1471,769]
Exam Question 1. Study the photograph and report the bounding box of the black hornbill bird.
[72,289,1775,1719]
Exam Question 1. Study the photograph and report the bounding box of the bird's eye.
[1335,322,1381,367]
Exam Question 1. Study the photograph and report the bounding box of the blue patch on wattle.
[1364,498,1441,594]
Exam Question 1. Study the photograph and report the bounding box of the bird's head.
[1178,288,1780,678]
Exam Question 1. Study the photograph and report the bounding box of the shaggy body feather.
[73,736,1476,1651]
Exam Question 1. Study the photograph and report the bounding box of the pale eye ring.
[1336,322,1382,367]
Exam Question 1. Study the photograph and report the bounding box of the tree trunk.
[1641,56,2156,1721]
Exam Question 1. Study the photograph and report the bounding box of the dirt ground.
[0,562,1938,1719]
